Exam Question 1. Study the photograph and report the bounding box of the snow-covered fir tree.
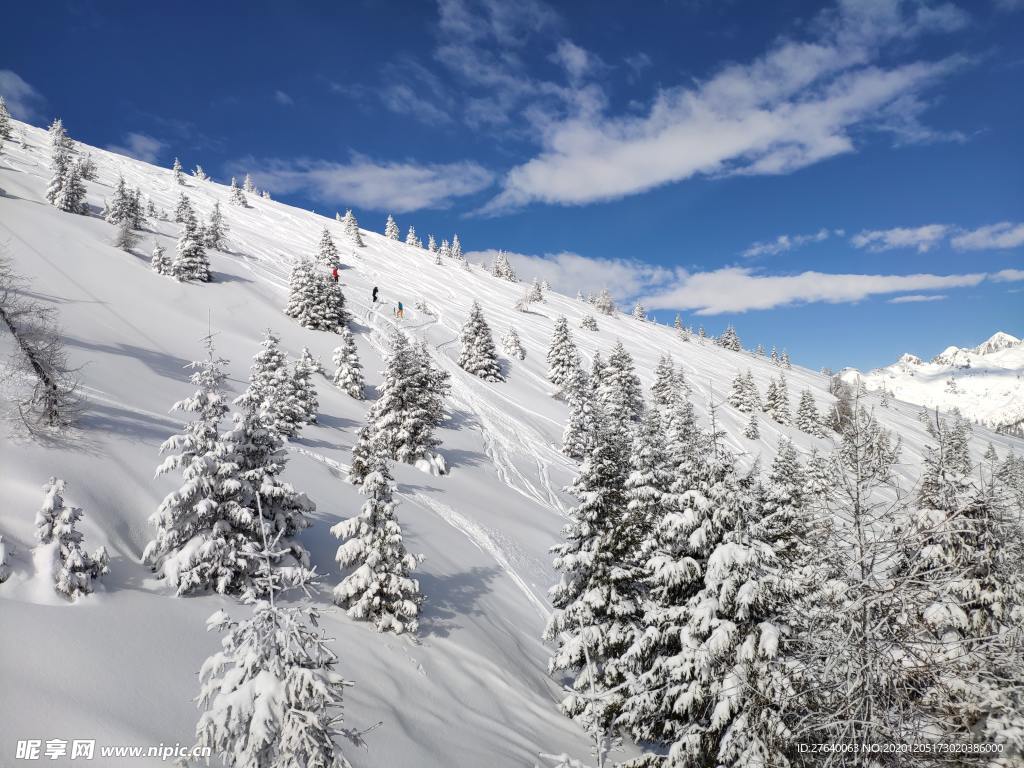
[332,328,365,400]
[502,326,526,360]
[528,277,544,302]
[451,233,463,262]
[593,289,616,316]
[290,348,322,427]
[0,535,10,584]
[48,117,73,150]
[599,341,644,428]
[174,207,211,282]
[205,202,228,250]
[384,214,400,240]
[562,366,596,461]
[631,302,647,321]
[546,317,582,398]
[769,346,779,365]
[765,374,790,424]
[105,175,133,225]
[332,439,423,634]
[317,226,340,269]
[458,301,504,382]
[780,349,791,368]
[174,192,193,223]
[193,164,209,181]
[545,407,641,732]
[228,176,247,206]
[242,173,256,193]
[580,315,598,332]
[728,369,761,413]
[404,225,421,248]
[77,153,97,181]
[36,478,109,599]
[743,410,760,439]
[340,209,364,247]
[151,242,171,275]
[491,250,518,282]
[794,389,823,436]
[172,157,184,184]
[650,354,678,411]
[427,234,437,253]
[717,324,742,351]
[0,96,11,141]
[194,495,355,768]
[348,330,450,484]
[233,330,307,440]
[114,218,137,251]
[284,257,348,333]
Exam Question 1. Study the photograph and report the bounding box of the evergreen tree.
[580,315,598,331]
[0,535,10,584]
[205,202,228,250]
[624,409,672,550]
[769,346,779,365]
[599,341,644,427]
[341,209,364,247]
[234,330,301,439]
[780,349,792,368]
[729,369,762,413]
[0,96,12,141]
[285,258,348,332]
[501,326,526,360]
[631,302,647,321]
[348,330,450,483]
[562,366,596,461]
[491,250,517,281]
[718,324,742,352]
[795,389,823,436]
[450,233,463,262]
[40,479,110,600]
[193,165,209,181]
[151,242,171,275]
[51,159,87,214]
[593,289,616,316]
[105,175,133,225]
[743,410,760,439]
[175,192,193,223]
[332,328,365,400]
[317,226,340,269]
[545,408,640,731]
[384,214,400,240]
[48,117,73,150]
[332,440,422,634]
[290,348,322,427]
[194,499,354,768]
[114,218,137,252]
[765,375,790,424]
[77,153,97,181]
[229,176,247,206]
[242,173,256,193]
[172,157,184,185]
[458,301,504,381]
[175,207,211,282]
[404,225,421,248]
[439,239,451,260]
[650,354,677,411]
[427,234,437,253]
[546,317,581,398]
[528,277,544,302]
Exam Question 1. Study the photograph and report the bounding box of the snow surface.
[1,120,1021,766]
[841,331,1024,431]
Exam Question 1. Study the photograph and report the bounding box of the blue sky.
[2,0,1022,370]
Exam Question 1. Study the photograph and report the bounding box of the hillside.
[1,119,1022,767]
[840,331,1024,433]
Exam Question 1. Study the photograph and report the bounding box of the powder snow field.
[0,120,1021,767]
[840,332,1024,433]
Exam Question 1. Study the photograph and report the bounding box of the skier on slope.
[395,301,404,320]
[331,266,339,283]
[372,286,379,303]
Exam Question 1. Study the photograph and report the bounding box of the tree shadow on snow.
[417,565,501,638]
[64,337,194,383]
[78,400,179,444]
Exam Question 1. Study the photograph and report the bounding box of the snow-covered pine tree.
[194,493,354,768]
[192,164,208,181]
[242,173,256,193]
[769,346,779,365]
[228,176,247,206]
[332,438,422,634]
[48,118,73,150]
[650,354,677,411]
[340,209,365,247]
[151,242,171,275]
[317,226,340,269]
[438,239,451,260]
[717,324,741,351]
[348,330,450,483]
[593,289,616,316]
[562,366,596,461]
[233,330,301,439]
[174,192,193,223]
[451,233,463,262]
[0,535,10,584]
[528,277,544,302]
[743,410,760,439]
[631,302,646,321]
[599,341,644,428]
[114,218,137,252]
[502,326,526,360]
[780,349,792,368]
[458,301,504,381]
[624,408,671,552]
[427,234,437,253]
[172,157,184,185]
[545,406,641,732]
[332,328,365,400]
[491,250,517,282]
[384,214,400,240]
[580,315,598,331]
[205,202,228,250]
[404,225,421,248]
[174,207,211,282]
[0,96,12,141]
[285,258,348,333]
[765,374,790,424]
[36,478,109,599]
[290,347,322,427]
[795,389,823,435]
[105,175,132,225]
[729,369,759,413]
[547,317,581,398]
[51,158,88,214]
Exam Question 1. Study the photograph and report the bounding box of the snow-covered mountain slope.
[0,120,1021,767]
[840,332,1024,432]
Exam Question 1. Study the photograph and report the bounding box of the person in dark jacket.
[372,286,379,303]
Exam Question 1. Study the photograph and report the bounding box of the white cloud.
[552,40,599,82]
[274,90,294,106]
[994,0,1024,11]
[951,222,1024,250]
[639,267,986,315]
[851,224,950,252]
[743,228,837,258]
[465,249,678,298]
[992,268,1024,282]
[106,132,165,163]
[246,155,494,212]
[481,0,968,212]
[887,293,947,303]
[0,70,45,121]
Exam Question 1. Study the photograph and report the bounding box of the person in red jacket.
[330,266,339,282]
